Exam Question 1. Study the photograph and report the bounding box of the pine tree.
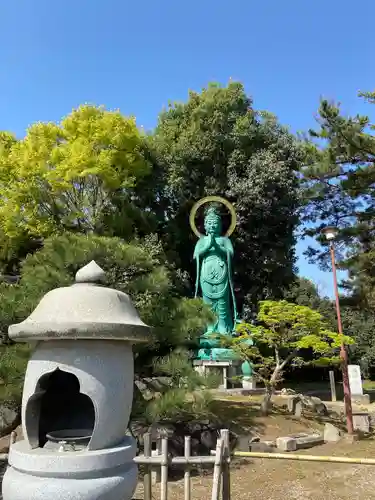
[0,233,217,424]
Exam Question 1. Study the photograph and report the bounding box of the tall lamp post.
[321,226,354,435]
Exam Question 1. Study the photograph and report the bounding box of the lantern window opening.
[25,368,95,450]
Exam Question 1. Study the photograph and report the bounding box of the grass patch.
[363,379,375,390]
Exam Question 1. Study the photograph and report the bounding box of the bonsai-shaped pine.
[223,300,354,415]
[133,349,220,425]
[0,233,218,427]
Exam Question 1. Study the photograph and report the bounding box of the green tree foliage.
[150,82,305,313]
[284,277,337,326]
[285,277,375,376]
[285,277,326,308]
[301,92,375,298]
[0,344,29,405]
[15,233,212,364]
[339,307,375,378]
[0,83,311,422]
[138,350,219,424]
[299,91,375,373]
[0,233,215,417]
[225,300,353,414]
[0,106,154,262]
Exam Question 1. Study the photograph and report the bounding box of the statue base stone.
[242,377,256,390]
[193,360,241,390]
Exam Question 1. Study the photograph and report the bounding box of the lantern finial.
[75,260,106,284]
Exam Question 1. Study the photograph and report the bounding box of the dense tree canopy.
[1,233,212,366]
[150,82,305,314]
[0,106,157,275]
[4,80,375,421]
[0,233,216,420]
[301,92,375,301]
[298,90,375,372]
[0,84,307,319]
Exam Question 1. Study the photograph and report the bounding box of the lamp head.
[321,226,339,241]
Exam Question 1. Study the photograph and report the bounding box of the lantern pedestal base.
[2,439,137,500]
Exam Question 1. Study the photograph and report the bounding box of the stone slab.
[250,442,275,453]
[193,360,235,367]
[294,434,324,449]
[351,394,370,405]
[276,437,297,452]
[353,413,370,433]
[213,388,265,395]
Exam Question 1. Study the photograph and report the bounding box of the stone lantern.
[2,260,150,500]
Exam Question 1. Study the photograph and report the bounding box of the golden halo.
[189,195,237,238]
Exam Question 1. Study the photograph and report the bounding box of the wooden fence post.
[184,436,191,500]
[160,437,169,500]
[9,431,17,447]
[211,437,224,500]
[221,429,231,500]
[143,433,152,500]
[152,437,162,484]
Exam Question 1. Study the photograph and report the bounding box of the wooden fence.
[134,429,231,500]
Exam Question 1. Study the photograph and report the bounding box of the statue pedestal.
[242,377,256,390]
[193,360,241,389]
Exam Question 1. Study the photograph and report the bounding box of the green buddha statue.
[193,204,239,360]
[193,205,237,336]
[190,196,254,379]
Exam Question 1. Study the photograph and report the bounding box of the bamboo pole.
[143,433,152,500]
[184,436,191,500]
[160,437,168,500]
[221,429,231,500]
[211,438,224,500]
[234,451,375,465]
[135,455,222,465]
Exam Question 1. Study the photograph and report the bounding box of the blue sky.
[1,0,374,297]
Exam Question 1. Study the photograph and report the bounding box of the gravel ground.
[3,406,375,499]
[2,437,375,499]
[133,439,375,500]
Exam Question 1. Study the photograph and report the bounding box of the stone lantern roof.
[8,260,151,343]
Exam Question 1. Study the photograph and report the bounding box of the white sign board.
[348,364,363,395]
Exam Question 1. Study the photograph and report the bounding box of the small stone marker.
[329,370,337,401]
[294,400,303,418]
[287,396,303,417]
[348,364,363,396]
[276,437,297,452]
[353,413,370,433]
[324,423,341,442]
[287,397,295,413]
